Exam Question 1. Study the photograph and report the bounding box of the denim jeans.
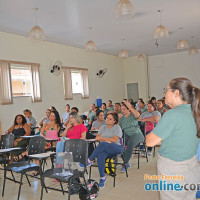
[89,142,124,177]
[55,141,65,167]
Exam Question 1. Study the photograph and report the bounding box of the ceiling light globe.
[154,25,169,39]
[85,40,97,51]
[29,25,46,41]
[176,39,188,49]
[119,49,128,58]
[189,46,199,55]
[137,54,145,62]
[114,0,135,19]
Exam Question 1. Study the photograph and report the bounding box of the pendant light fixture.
[29,8,45,41]
[137,54,145,62]
[119,49,128,58]
[176,27,188,50]
[114,0,135,19]
[119,39,128,58]
[85,27,97,52]
[154,10,169,39]
[189,36,198,55]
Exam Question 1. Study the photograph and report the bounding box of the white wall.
[0,31,125,132]
[149,51,200,99]
[123,56,149,102]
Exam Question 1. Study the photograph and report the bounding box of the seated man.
[23,109,37,135]
[138,101,161,156]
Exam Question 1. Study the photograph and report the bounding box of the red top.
[67,124,88,139]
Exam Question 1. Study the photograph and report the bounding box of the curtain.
[63,68,73,100]
[30,64,42,102]
[81,70,89,99]
[0,62,13,105]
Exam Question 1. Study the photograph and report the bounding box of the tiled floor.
[0,149,198,200]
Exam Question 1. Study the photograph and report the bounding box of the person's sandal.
[14,154,24,162]
[32,171,40,176]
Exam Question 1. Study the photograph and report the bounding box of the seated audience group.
[0,96,169,187]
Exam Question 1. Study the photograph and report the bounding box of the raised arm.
[124,100,140,119]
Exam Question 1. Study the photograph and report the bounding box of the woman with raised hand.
[146,78,200,200]
[119,101,144,172]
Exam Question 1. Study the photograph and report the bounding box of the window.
[71,70,83,94]
[11,64,32,97]
[62,67,89,100]
[0,60,41,104]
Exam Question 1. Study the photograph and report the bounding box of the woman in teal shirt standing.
[146,78,200,200]
[119,101,144,172]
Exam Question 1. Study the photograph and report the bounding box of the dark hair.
[123,99,127,101]
[121,102,129,110]
[50,106,56,111]
[51,110,61,128]
[14,114,27,126]
[169,77,200,137]
[151,97,156,101]
[108,100,112,104]
[147,101,154,107]
[66,104,70,107]
[71,107,79,113]
[23,109,32,114]
[115,103,121,107]
[102,103,106,107]
[107,113,119,124]
[96,110,104,117]
[140,100,145,105]
[157,99,164,104]
[130,101,136,108]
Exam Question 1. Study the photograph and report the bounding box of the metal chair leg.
[68,179,72,200]
[25,173,31,187]
[11,171,16,182]
[59,181,65,195]
[2,168,7,197]
[138,149,140,169]
[17,173,24,200]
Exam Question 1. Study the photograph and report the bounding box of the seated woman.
[41,110,61,140]
[17,110,61,176]
[61,104,70,124]
[91,110,106,132]
[138,101,161,156]
[156,99,167,116]
[23,109,37,135]
[6,114,31,147]
[56,112,87,166]
[39,109,51,130]
[119,101,144,172]
[101,103,109,118]
[86,103,96,129]
[138,100,147,114]
[87,110,106,157]
[83,113,124,188]
[63,107,83,127]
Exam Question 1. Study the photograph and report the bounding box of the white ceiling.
[0,0,200,56]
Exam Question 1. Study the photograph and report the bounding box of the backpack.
[79,179,99,200]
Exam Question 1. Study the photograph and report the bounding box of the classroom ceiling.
[0,0,200,57]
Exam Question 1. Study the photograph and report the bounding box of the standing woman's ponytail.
[191,87,200,138]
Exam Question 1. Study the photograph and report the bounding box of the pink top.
[67,124,88,139]
[46,130,59,140]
